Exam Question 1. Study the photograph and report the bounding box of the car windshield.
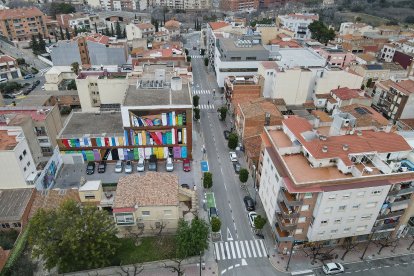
[116,164,121,168]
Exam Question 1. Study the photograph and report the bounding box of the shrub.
[194,108,200,121]
[239,168,249,183]
[203,172,213,189]
[193,95,200,107]
[211,217,221,233]
[228,133,238,150]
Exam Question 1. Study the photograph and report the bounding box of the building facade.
[276,13,319,40]
[0,55,22,81]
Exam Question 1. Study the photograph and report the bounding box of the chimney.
[171,76,182,91]
[314,116,320,128]
[322,145,328,153]
[342,144,349,151]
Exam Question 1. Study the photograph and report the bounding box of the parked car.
[41,85,45,90]
[233,162,241,174]
[24,74,34,79]
[181,184,190,189]
[248,211,258,228]
[148,155,157,171]
[125,160,133,173]
[34,80,40,86]
[137,159,145,172]
[114,160,123,173]
[322,263,344,275]
[86,162,95,175]
[183,158,191,172]
[23,87,33,95]
[97,161,106,173]
[223,130,230,140]
[243,196,255,211]
[208,207,218,221]
[229,152,237,162]
[166,157,174,172]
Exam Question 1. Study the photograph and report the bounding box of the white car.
[166,157,174,172]
[322,263,344,275]
[41,85,45,90]
[137,159,145,172]
[248,212,258,228]
[125,160,133,173]
[229,152,237,162]
[114,160,123,173]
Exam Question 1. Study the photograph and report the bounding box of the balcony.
[372,221,398,232]
[388,184,414,196]
[277,200,300,219]
[377,209,404,220]
[275,223,294,242]
[280,189,303,207]
[276,213,297,231]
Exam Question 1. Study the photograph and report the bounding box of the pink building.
[317,47,356,68]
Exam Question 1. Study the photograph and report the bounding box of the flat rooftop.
[0,106,53,121]
[124,81,192,107]
[60,112,123,138]
[276,48,326,68]
[218,38,267,52]
[0,189,33,221]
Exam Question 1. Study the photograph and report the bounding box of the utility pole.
[286,241,295,271]
[253,164,257,205]
[199,251,202,276]
[361,233,374,260]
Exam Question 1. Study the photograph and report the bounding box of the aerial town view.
[0,0,414,275]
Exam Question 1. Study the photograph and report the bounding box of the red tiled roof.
[377,79,414,95]
[331,87,363,100]
[209,22,230,30]
[261,61,277,70]
[0,7,44,20]
[165,20,180,29]
[269,39,301,48]
[84,34,110,45]
[137,23,155,30]
[0,55,15,63]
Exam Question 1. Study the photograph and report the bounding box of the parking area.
[53,160,194,189]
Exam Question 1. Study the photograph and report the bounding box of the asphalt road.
[0,39,50,70]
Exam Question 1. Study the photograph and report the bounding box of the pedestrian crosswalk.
[39,67,51,76]
[214,239,267,261]
[197,104,215,109]
[192,89,211,95]
[190,55,203,58]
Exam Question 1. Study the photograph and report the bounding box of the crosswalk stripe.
[230,241,236,259]
[215,243,220,261]
[220,242,226,260]
[259,240,267,256]
[255,240,262,257]
[245,240,252,258]
[240,241,246,258]
[225,242,230,259]
[250,240,257,258]
[235,241,241,258]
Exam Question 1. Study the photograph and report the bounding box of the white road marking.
[254,240,262,257]
[220,242,226,260]
[402,263,409,265]
[230,241,236,259]
[235,264,240,268]
[221,269,226,274]
[225,242,230,259]
[383,266,390,268]
[235,240,241,258]
[245,240,252,258]
[215,243,220,261]
[250,240,257,258]
[259,240,267,256]
[240,240,246,258]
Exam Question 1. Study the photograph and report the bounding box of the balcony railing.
[372,221,398,232]
[388,186,414,196]
[277,201,300,219]
[275,213,297,231]
[280,189,303,207]
[388,198,410,209]
[377,209,404,220]
[275,223,294,242]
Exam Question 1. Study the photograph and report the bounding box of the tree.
[176,218,209,258]
[105,26,110,36]
[16,58,26,65]
[239,168,249,183]
[74,25,78,36]
[193,95,199,107]
[116,21,122,39]
[373,233,399,254]
[366,78,373,88]
[219,106,227,121]
[194,108,200,121]
[340,237,359,260]
[38,33,46,54]
[302,242,336,265]
[184,48,189,55]
[203,172,213,189]
[111,24,115,37]
[204,57,209,66]
[228,133,238,150]
[49,3,76,19]
[123,28,127,39]
[151,220,168,240]
[308,21,335,44]
[30,35,39,55]
[71,62,80,75]
[95,22,98,33]
[211,217,221,233]
[154,20,159,32]
[200,49,205,56]
[361,84,365,90]
[28,200,120,273]
[186,56,191,62]
[119,263,144,275]
[65,28,71,40]
[67,80,77,90]
[405,16,414,24]
[59,26,64,40]
[254,215,267,232]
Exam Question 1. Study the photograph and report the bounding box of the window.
[1,223,10,228]
[85,195,95,200]
[343,227,351,233]
[324,207,333,213]
[301,205,309,211]
[342,193,351,199]
[318,231,325,235]
[334,218,342,224]
[298,217,306,223]
[321,220,328,225]
[19,155,23,161]
[23,150,27,156]
[164,210,172,216]
[357,191,365,197]
[27,161,30,167]
[356,225,368,232]
[331,229,338,233]
[12,222,21,228]
[142,211,150,216]
[115,213,134,225]
[338,205,346,211]
[23,167,26,172]
[361,214,372,220]
[295,228,303,234]
[372,190,382,195]
[304,193,312,199]
[328,194,336,200]
[352,204,360,210]
[366,202,377,208]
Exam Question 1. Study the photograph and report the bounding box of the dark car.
[3,94,15,99]
[208,207,218,221]
[23,87,33,95]
[243,196,255,211]
[183,158,191,172]
[24,74,34,79]
[86,162,95,175]
[223,130,230,140]
[148,154,158,171]
[35,80,40,86]
[98,161,106,173]
[233,162,241,174]
[181,184,190,189]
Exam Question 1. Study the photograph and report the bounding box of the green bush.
[2,226,30,275]
[239,168,249,183]
[187,56,192,62]
[0,230,19,250]
[203,172,213,189]
[211,217,221,233]
[194,108,200,121]
[219,106,227,121]
[228,133,238,150]
[193,95,200,107]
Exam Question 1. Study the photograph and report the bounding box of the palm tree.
[71,62,80,75]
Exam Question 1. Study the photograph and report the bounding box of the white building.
[339,22,375,36]
[0,127,37,189]
[126,23,155,41]
[44,66,77,91]
[277,13,319,40]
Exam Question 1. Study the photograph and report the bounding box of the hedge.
[1,226,30,276]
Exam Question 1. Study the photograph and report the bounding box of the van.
[166,157,174,172]
[137,159,145,172]
[148,155,157,171]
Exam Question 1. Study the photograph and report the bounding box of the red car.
[183,159,191,172]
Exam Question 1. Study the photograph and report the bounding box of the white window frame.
[115,213,135,225]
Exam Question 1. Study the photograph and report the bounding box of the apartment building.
[224,75,263,104]
[258,115,414,252]
[50,34,128,66]
[126,23,155,41]
[214,36,269,87]
[276,13,319,40]
[86,0,136,10]
[0,128,37,189]
[326,87,372,113]
[0,106,63,161]
[44,66,77,91]
[313,67,363,95]
[0,55,22,81]
[339,22,375,36]
[220,0,256,12]
[0,7,48,42]
[372,79,414,121]
[316,47,355,69]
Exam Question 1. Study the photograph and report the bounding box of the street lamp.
[252,164,257,205]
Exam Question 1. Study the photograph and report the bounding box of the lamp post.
[361,233,374,260]
[199,251,202,276]
[252,164,257,205]
[286,241,296,271]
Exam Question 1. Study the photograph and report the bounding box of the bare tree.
[163,256,186,276]
[151,220,168,239]
[118,263,144,276]
[126,225,145,246]
[302,242,336,264]
[340,237,359,260]
[373,234,400,254]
